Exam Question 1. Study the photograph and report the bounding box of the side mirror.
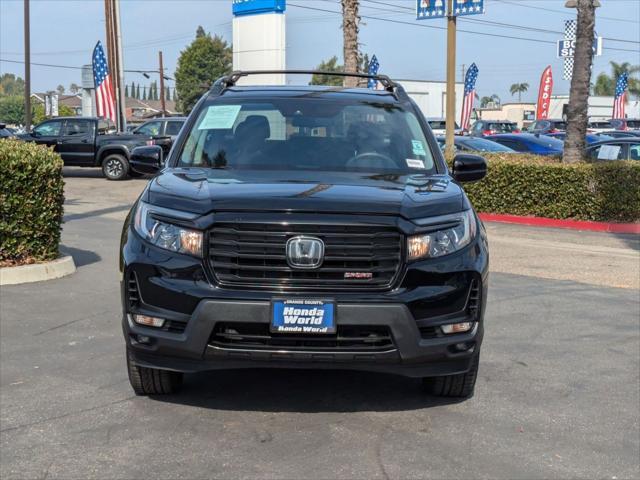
[452,153,487,183]
[130,146,163,174]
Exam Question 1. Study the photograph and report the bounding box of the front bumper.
[125,299,483,378]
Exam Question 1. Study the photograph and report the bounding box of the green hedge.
[0,139,65,265]
[461,153,640,223]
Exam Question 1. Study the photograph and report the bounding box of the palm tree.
[480,94,501,108]
[563,0,596,165]
[593,61,640,97]
[509,83,529,102]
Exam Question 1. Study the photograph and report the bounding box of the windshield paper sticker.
[597,144,621,160]
[411,140,426,156]
[406,158,425,169]
[197,105,242,130]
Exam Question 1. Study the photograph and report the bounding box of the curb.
[478,213,640,234]
[0,256,76,286]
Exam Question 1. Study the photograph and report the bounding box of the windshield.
[428,120,459,130]
[458,137,514,152]
[490,123,518,133]
[178,98,437,175]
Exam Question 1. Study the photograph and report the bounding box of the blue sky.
[1,0,638,102]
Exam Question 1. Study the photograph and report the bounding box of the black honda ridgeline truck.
[121,71,489,398]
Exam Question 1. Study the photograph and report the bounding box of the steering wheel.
[346,152,396,169]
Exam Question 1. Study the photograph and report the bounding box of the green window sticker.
[197,105,242,130]
[411,140,426,156]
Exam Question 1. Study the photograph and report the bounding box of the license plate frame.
[270,298,336,335]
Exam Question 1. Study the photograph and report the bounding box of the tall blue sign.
[232,0,286,16]
[453,0,484,16]
[416,0,446,19]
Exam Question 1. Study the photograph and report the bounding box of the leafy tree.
[125,84,129,97]
[142,86,147,101]
[136,84,140,99]
[0,96,25,124]
[509,82,529,102]
[175,27,232,113]
[165,86,170,101]
[56,85,65,95]
[0,95,72,125]
[129,81,136,98]
[310,56,344,86]
[0,73,25,97]
[151,81,159,101]
[33,103,74,124]
[593,61,640,97]
[69,83,80,94]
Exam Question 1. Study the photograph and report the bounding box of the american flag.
[92,41,116,122]
[367,55,379,89]
[612,72,628,120]
[461,63,479,131]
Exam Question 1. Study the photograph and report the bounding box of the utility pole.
[563,0,599,163]
[113,0,127,131]
[103,0,126,131]
[23,0,31,130]
[341,0,360,88]
[159,51,166,116]
[445,0,457,157]
[461,64,466,83]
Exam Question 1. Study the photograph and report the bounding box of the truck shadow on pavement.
[154,368,465,413]
[59,244,101,267]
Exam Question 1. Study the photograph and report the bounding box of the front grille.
[208,223,402,290]
[210,322,395,352]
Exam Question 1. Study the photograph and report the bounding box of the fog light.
[132,314,165,328]
[441,322,473,334]
[136,335,151,344]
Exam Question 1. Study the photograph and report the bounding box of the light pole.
[23,0,31,131]
[159,51,165,116]
[445,0,457,157]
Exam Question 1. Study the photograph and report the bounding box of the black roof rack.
[210,70,405,98]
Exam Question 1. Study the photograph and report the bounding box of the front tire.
[102,154,129,181]
[127,351,183,395]
[423,354,479,398]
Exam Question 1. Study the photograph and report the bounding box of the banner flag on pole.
[453,0,485,16]
[461,63,479,131]
[367,55,380,89]
[416,0,446,19]
[92,41,116,122]
[535,66,553,120]
[612,72,628,120]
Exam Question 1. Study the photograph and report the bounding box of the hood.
[145,168,464,220]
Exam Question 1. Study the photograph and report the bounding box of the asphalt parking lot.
[1,168,639,479]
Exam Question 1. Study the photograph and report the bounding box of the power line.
[492,0,639,24]
[360,0,639,44]
[288,2,639,52]
[0,58,159,74]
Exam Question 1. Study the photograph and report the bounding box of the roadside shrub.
[0,139,64,265]
[462,153,640,223]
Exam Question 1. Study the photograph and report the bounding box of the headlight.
[133,201,203,257]
[407,209,476,260]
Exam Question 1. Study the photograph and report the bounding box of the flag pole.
[445,0,457,157]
